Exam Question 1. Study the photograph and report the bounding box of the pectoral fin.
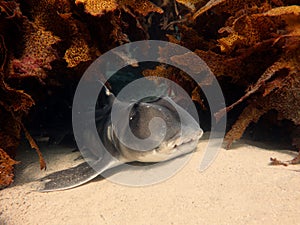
[38,153,122,192]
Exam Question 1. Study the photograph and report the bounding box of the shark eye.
[139,96,161,103]
[129,104,138,120]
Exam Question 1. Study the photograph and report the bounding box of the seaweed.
[0,147,19,189]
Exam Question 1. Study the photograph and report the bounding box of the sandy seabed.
[1,136,300,225]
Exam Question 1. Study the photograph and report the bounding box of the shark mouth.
[167,129,202,150]
[131,129,203,163]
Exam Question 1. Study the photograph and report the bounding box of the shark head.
[109,96,203,162]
